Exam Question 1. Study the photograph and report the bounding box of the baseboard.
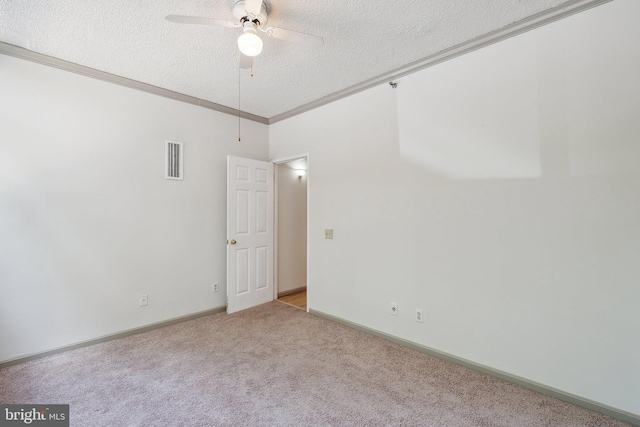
[0,306,226,369]
[309,308,640,427]
[278,286,307,298]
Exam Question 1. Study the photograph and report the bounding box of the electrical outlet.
[139,295,148,307]
[213,282,219,293]
[415,309,423,323]
[324,229,333,239]
[391,302,398,316]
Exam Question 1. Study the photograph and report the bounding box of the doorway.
[274,156,308,311]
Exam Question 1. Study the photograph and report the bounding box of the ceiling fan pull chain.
[238,63,241,142]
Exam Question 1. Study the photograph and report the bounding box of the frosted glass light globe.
[238,32,263,57]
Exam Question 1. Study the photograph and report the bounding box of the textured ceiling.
[1,0,572,119]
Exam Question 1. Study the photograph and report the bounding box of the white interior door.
[227,155,274,314]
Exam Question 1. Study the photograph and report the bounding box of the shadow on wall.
[396,2,640,181]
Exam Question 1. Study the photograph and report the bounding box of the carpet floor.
[0,302,629,426]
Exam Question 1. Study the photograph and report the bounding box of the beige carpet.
[0,302,629,426]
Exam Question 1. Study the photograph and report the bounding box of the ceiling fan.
[166,0,324,69]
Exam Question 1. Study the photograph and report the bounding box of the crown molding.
[0,42,269,125]
[1,0,611,126]
[268,0,612,124]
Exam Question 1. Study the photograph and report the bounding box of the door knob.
[229,239,237,245]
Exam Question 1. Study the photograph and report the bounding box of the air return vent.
[165,140,183,180]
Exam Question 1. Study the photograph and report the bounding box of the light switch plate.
[324,229,333,239]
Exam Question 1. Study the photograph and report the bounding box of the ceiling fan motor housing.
[232,0,268,26]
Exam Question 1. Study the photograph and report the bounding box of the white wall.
[276,161,307,294]
[0,54,269,362]
[269,0,640,416]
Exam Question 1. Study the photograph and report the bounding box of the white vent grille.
[165,140,183,180]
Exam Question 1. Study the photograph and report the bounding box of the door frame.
[271,153,310,312]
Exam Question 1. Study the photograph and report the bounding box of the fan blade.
[165,15,237,28]
[244,0,263,16]
[239,54,253,70]
[266,27,324,48]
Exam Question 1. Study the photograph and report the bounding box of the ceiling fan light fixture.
[238,28,263,57]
